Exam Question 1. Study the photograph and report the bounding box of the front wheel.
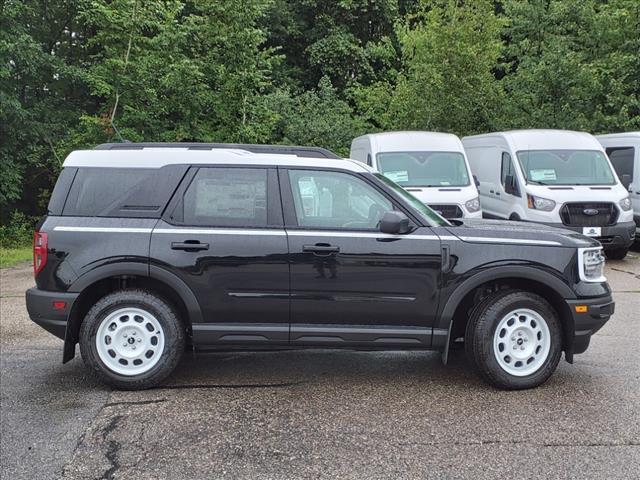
[79,289,185,390]
[604,248,628,260]
[465,290,562,390]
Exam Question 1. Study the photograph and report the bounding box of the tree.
[381,0,506,135]
[502,0,640,132]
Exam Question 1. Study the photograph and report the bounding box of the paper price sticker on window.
[530,169,557,181]
[383,170,409,183]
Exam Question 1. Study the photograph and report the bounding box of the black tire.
[79,289,185,390]
[465,290,562,390]
[604,248,628,260]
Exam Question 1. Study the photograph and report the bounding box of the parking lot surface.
[1,252,639,479]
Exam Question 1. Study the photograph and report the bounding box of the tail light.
[33,231,48,277]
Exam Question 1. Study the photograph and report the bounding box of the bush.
[0,211,36,248]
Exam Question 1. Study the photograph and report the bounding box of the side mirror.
[621,173,631,190]
[505,174,518,195]
[379,211,411,235]
[473,175,480,188]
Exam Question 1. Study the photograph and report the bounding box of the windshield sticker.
[384,170,409,183]
[530,169,557,181]
[440,181,451,186]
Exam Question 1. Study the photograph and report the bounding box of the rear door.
[280,167,442,347]
[150,166,290,346]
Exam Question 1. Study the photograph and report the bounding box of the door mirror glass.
[379,211,411,234]
[621,173,632,189]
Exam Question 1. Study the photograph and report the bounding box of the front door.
[150,166,290,345]
[280,168,442,347]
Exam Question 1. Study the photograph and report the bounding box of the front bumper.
[564,295,614,361]
[545,221,635,250]
[25,288,77,340]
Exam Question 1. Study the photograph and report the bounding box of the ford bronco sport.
[26,144,614,390]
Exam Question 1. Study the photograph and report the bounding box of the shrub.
[0,211,36,248]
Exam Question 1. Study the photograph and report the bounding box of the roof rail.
[94,142,341,159]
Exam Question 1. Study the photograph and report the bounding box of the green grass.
[0,246,32,269]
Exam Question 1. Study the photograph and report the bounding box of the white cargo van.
[350,131,481,219]
[462,129,635,259]
[596,132,640,240]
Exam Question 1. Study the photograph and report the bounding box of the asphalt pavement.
[1,250,639,479]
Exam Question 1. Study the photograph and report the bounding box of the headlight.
[578,247,606,283]
[527,194,556,211]
[465,197,481,212]
[619,196,632,211]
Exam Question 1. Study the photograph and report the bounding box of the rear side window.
[606,147,635,182]
[181,167,268,227]
[62,166,187,217]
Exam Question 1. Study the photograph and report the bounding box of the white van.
[462,129,635,259]
[350,131,481,219]
[596,132,640,239]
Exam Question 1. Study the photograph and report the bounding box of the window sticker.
[530,169,557,181]
[383,170,409,183]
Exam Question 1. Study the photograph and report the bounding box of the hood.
[524,184,628,203]
[404,185,478,205]
[445,218,599,248]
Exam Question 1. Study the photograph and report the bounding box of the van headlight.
[527,194,556,211]
[619,196,632,211]
[578,247,606,283]
[465,197,481,212]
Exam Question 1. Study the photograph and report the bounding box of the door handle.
[303,244,340,256]
[171,241,209,251]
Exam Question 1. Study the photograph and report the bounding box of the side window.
[288,170,392,230]
[181,167,268,227]
[606,147,635,182]
[500,152,512,187]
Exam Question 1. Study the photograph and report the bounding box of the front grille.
[559,202,617,227]
[429,204,463,219]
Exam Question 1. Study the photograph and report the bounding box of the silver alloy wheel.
[493,308,551,377]
[95,307,165,376]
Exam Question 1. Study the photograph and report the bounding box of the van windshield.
[377,151,470,187]
[516,150,616,186]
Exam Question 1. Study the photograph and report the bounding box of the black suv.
[26,144,615,390]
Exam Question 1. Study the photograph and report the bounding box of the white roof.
[63,148,370,172]
[358,131,464,152]
[596,132,640,140]
[463,129,604,152]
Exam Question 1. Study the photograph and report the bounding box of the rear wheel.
[465,290,562,390]
[79,289,185,390]
[604,248,628,260]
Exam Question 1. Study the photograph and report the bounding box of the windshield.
[374,173,450,227]
[377,151,470,187]
[516,150,616,185]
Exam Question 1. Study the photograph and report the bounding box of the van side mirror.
[473,175,480,188]
[505,174,519,196]
[621,174,631,190]
[379,211,411,234]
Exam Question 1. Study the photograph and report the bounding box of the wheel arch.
[63,263,202,362]
[440,266,575,361]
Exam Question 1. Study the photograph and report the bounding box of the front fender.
[436,265,576,331]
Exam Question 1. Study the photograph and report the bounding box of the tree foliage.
[1,0,639,219]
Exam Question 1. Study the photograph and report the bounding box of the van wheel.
[604,248,628,260]
[79,289,185,390]
[465,290,562,390]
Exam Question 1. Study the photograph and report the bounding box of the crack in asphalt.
[610,267,640,280]
[101,415,124,480]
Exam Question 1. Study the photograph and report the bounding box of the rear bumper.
[545,221,635,250]
[565,295,614,359]
[25,288,77,340]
